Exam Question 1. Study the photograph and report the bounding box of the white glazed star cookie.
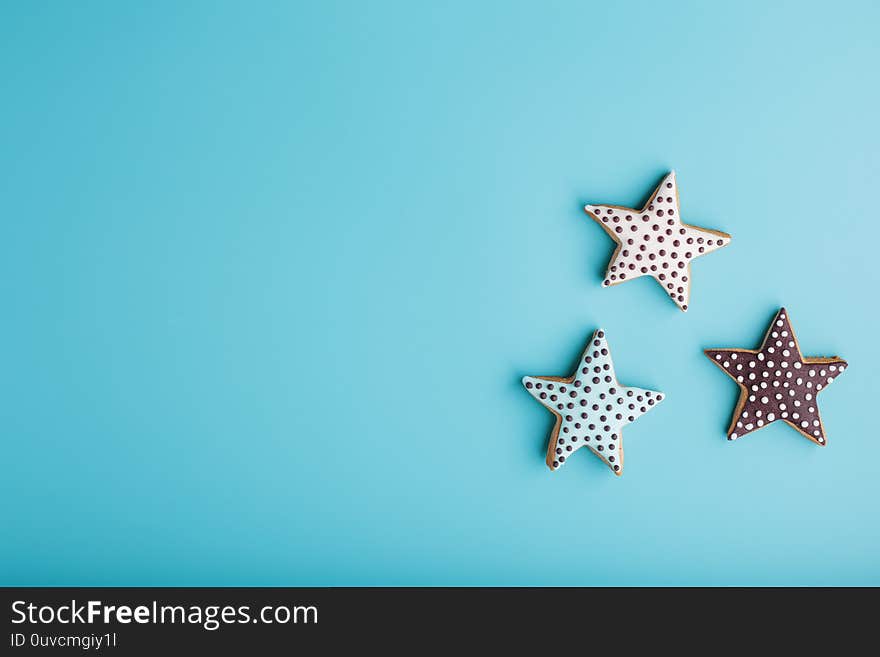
[585,171,731,311]
[523,329,664,476]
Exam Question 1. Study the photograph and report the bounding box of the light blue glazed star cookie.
[523,329,664,476]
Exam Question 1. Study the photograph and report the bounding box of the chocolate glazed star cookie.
[523,329,664,475]
[705,308,848,445]
[585,171,731,311]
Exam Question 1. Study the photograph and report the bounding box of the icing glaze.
[523,329,664,476]
[705,308,847,445]
[584,171,731,311]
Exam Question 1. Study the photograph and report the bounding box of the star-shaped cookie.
[523,329,664,475]
[705,308,847,445]
[584,171,731,311]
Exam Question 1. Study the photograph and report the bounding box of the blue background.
[1,1,877,586]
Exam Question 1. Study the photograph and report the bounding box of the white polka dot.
[715,354,722,360]
[793,362,802,369]
[731,353,737,360]
[761,396,769,403]
[776,320,783,326]
[767,413,776,421]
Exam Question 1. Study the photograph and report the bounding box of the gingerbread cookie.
[584,171,731,311]
[705,308,847,445]
[523,329,665,475]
